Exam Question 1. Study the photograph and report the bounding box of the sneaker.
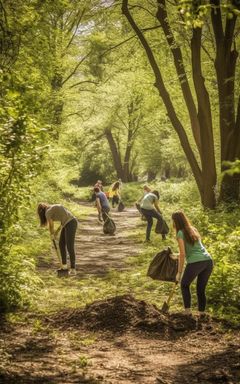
[69,268,77,276]
[144,239,151,243]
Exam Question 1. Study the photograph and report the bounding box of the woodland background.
[0,0,240,322]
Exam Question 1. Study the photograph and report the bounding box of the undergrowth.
[3,176,240,325]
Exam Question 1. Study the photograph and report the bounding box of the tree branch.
[225,14,237,59]
[156,0,202,154]
[235,95,240,157]
[100,25,161,58]
[129,5,156,17]
[0,0,8,27]
[69,80,98,89]
[191,27,216,184]
[210,0,224,44]
[201,43,214,63]
[116,112,129,129]
[62,52,91,85]
[122,0,202,190]
[65,8,86,51]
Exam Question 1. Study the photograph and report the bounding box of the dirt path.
[0,204,240,384]
[1,295,239,384]
[74,205,141,276]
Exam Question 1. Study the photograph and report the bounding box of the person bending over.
[136,185,151,220]
[172,210,213,316]
[137,184,151,204]
[94,187,110,222]
[140,190,165,241]
[91,180,104,202]
[37,203,78,275]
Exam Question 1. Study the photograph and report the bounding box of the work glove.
[175,271,182,283]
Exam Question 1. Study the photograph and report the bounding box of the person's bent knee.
[181,281,190,290]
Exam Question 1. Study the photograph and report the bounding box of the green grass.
[6,176,240,323]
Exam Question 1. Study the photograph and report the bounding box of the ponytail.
[37,203,49,226]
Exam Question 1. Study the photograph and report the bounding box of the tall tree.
[122,0,240,208]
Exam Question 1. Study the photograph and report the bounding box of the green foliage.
[1,0,239,324]
[0,0,83,310]
[0,228,41,311]
[10,178,234,322]
[223,160,240,176]
[178,0,240,27]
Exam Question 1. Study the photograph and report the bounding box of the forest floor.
[0,204,240,384]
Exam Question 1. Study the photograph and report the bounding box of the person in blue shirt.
[172,210,213,316]
[94,187,110,222]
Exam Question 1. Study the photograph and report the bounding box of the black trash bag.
[147,247,178,282]
[118,201,125,212]
[155,216,169,235]
[103,216,116,235]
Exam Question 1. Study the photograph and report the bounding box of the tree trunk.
[191,28,217,209]
[147,170,156,182]
[165,163,171,179]
[122,0,203,191]
[177,166,185,178]
[123,126,134,181]
[105,129,125,180]
[156,0,202,155]
[220,172,240,203]
[123,143,131,181]
[211,3,239,203]
[50,72,64,138]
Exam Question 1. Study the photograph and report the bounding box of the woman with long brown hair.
[37,203,78,275]
[172,210,213,316]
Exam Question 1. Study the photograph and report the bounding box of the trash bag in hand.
[103,216,116,235]
[147,247,178,282]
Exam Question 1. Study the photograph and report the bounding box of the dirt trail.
[74,205,141,276]
[39,203,142,276]
[1,204,240,384]
[1,295,239,384]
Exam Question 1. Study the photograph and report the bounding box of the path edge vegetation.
[0,1,239,323]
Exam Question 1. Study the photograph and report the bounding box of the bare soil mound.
[49,294,214,335]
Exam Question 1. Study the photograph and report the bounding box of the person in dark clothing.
[37,203,78,275]
[172,210,213,316]
[140,190,165,241]
[94,187,110,222]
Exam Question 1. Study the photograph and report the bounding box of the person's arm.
[96,197,102,215]
[96,197,103,221]
[154,200,162,214]
[48,219,55,239]
[176,238,186,282]
[54,225,62,237]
